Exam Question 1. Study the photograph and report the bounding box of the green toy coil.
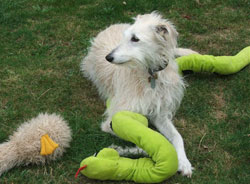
[79,111,178,183]
[176,46,250,75]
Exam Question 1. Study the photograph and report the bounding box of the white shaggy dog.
[81,12,197,177]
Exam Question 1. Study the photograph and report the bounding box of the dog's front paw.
[178,157,194,178]
[101,121,114,134]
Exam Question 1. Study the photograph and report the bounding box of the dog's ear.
[156,25,169,39]
[155,23,178,47]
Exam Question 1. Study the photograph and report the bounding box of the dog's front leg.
[101,116,114,134]
[100,100,127,135]
[153,116,193,177]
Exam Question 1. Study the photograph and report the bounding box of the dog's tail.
[174,48,199,57]
[108,144,147,156]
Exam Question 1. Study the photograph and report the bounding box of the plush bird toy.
[0,113,72,176]
[76,111,178,183]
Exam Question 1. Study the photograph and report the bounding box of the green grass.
[0,0,249,183]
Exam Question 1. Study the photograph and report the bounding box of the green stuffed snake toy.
[75,46,249,183]
[76,111,178,183]
[176,46,250,75]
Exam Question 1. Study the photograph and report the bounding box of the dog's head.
[105,12,178,69]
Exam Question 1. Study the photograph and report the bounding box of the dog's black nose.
[105,54,114,62]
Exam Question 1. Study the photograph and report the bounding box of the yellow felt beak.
[40,134,59,156]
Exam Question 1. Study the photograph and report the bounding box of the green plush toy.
[76,111,178,183]
[176,46,250,75]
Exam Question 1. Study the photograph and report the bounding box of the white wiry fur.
[0,113,72,176]
[109,144,147,156]
[81,12,197,177]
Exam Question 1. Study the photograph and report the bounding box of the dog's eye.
[131,35,140,42]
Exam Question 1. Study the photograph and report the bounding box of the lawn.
[0,0,249,183]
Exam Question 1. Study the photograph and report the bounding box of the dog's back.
[81,24,130,100]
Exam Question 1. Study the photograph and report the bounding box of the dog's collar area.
[147,60,168,89]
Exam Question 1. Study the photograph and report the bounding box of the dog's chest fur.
[109,62,185,118]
